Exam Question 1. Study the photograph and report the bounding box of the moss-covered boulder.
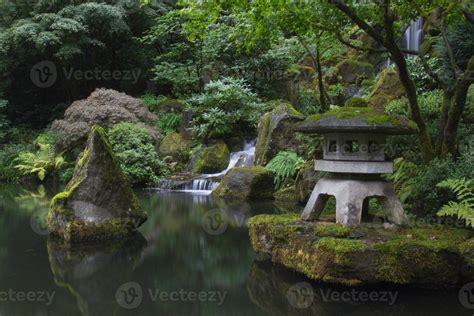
[158,132,190,161]
[192,142,230,174]
[255,101,305,166]
[248,214,474,288]
[212,166,275,200]
[369,68,406,110]
[345,96,369,108]
[48,127,147,243]
[336,59,374,85]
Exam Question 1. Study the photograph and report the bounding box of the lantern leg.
[376,184,409,225]
[301,182,330,221]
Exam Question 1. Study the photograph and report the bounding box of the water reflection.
[247,261,466,316]
[47,235,146,316]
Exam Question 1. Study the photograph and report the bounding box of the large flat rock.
[248,214,474,288]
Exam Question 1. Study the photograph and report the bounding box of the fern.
[265,151,305,190]
[436,178,474,227]
[385,158,418,203]
[14,138,64,182]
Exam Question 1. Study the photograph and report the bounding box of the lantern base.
[302,176,408,227]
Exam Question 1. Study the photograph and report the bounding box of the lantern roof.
[298,107,418,135]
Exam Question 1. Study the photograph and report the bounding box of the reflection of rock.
[212,167,274,201]
[247,261,465,315]
[48,127,147,242]
[47,234,146,316]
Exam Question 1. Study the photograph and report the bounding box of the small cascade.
[155,139,257,194]
[404,17,423,52]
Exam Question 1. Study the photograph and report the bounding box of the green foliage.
[388,153,474,216]
[0,143,32,182]
[406,56,438,94]
[142,94,169,112]
[0,99,9,143]
[296,86,320,116]
[437,178,474,227]
[14,131,64,181]
[188,77,265,140]
[158,113,181,136]
[265,151,304,190]
[108,123,168,186]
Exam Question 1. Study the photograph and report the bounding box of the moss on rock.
[369,68,406,110]
[255,101,304,166]
[212,166,274,200]
[158,132,190,161]
[336,59,374,85]
[192,142,230,174]
[345,96,369,108]
[248,214,474,288]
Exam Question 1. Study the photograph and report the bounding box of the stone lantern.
[298,107,418,227]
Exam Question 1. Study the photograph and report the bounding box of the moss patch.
[192,142,230,174]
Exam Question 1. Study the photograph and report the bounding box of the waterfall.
[155,139,257,194]
[403,17,423,52]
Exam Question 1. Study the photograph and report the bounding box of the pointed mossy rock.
[48,127,147,242]
[212,166,274,201]
[248,214,474,288]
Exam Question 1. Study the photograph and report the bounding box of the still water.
[0,184,470,315]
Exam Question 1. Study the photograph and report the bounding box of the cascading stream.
[155,139,257,194]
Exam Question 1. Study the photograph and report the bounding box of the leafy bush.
[436,178,474,227]
[158,113,181,136]
[265,151,305,190]
[14,131,65,181]
[188,77,265,140]
[296,86,320,116]
[108,123,168,186]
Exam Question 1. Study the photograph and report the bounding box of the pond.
[0,184,469,315]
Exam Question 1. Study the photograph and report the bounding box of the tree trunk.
[315,47,328,112]
[442,56,474,155]
[435,90,454,156]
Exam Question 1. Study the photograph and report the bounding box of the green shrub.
[158,113,181,135]
[188,77,265,140]
[345,97,368,108]
[108,123,168,186]
[406,56,438,94]
[296,86,320,116]
[265,151,305,190]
